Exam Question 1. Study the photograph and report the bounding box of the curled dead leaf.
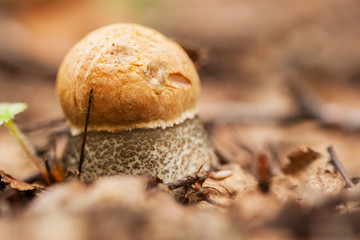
[0,170,37,191]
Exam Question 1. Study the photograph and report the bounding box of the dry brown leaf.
[0,170,36,191]
[283,148,321,175]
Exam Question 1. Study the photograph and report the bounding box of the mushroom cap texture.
[56,23,200,134]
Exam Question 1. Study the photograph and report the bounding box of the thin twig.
[78,88,93,178]
[166,174,208,190]
[21,117,66,133]
[327,146,355,188]
[289,79,360,129]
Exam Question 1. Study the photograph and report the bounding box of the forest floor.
[1,0,360,239]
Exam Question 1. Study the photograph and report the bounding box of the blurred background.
[1,0,360,179]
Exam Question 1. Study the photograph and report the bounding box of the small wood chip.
[209,170,233,180]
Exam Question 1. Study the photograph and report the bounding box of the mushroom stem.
[66,117,216,184]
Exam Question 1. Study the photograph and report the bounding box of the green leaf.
[0,103,27,125]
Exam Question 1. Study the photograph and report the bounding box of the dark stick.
[43,158,54,183]
[327,146,355,188]
[52,135,60,173]
[78,88,93,178]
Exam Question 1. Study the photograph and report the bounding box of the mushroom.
[56,23,217,184]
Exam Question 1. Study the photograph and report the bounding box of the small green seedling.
[0,103,50,183]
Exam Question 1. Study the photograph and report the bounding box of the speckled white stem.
[65,117,217,183]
